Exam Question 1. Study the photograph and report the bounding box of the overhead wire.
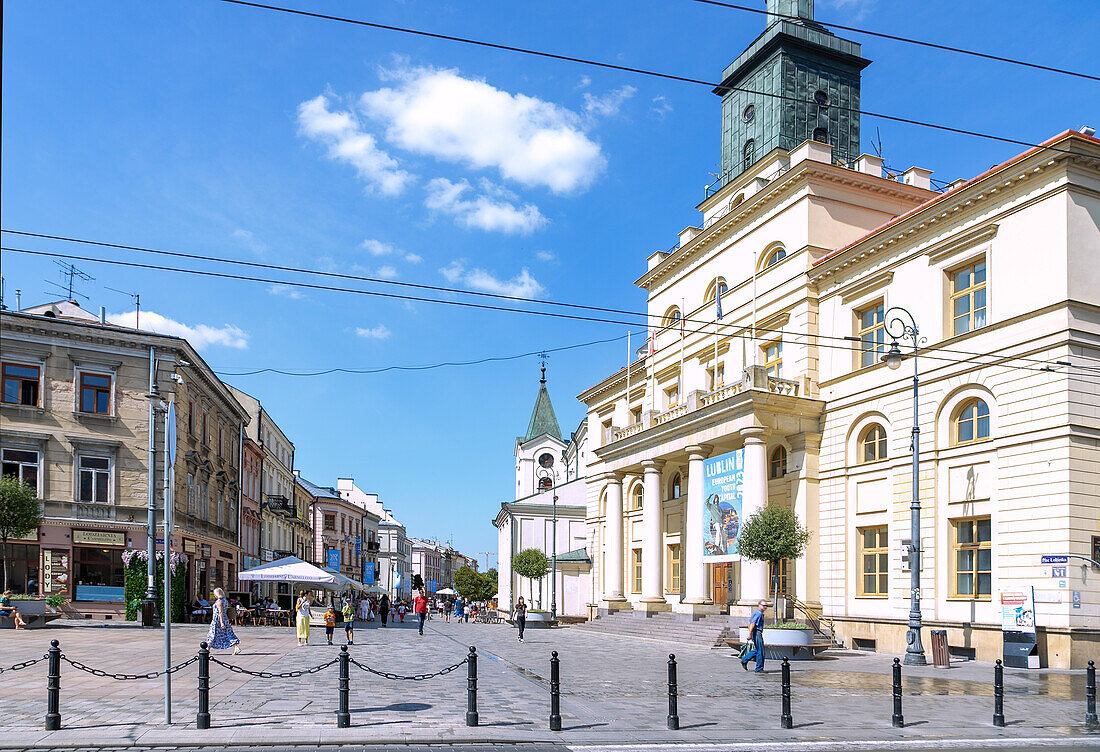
[210,0,1091,157]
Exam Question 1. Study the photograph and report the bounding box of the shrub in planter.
[122,550,188,622]
[770,622,810,630]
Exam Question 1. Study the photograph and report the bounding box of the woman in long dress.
[295,590,312,646]
[206,587,242,654]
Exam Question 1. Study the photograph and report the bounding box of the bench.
[0,600,63,629]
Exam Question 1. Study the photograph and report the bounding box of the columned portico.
[789,434,821,607]
[602,472,626,603]
[739,427,768,605]
[640,459,666,605]
[683,445,712,605]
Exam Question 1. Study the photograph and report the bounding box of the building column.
[641,459,666,604]
[602,473,627,602]
[683,445,713,605]
[739,427,769,605]
[789,434,821,607]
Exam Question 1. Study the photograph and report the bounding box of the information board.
[701,448,744,563]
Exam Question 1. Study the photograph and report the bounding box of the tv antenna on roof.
[44,261,93,301]
[872,127,885,160]
[105,287,141,329]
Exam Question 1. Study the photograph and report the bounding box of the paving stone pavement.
[1,616,1098,749]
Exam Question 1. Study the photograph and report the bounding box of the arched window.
[670,473,682,499]
[705,278,729,305]
[743,139,756,172]
[812,127,829,144]
[769,446,787,479]
[764,246,787,268]
[859,424,888,463]
[953,398,990,446]
[663,307,682,329]
[538,476,553,490]
[632,484,644,510]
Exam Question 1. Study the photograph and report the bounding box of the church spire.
[524,363,563,442]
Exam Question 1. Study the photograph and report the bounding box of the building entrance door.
[712,563,730,606]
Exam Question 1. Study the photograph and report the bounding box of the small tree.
[478,568,499,601]
[0,475,42,592]
[737,505,811,623]
[411,573,425,593]
[452,565,482,600]
[511,548,549,609]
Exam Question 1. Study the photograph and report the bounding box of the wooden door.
[712,564,729,606]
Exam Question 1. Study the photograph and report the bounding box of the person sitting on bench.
[1,590,27,629]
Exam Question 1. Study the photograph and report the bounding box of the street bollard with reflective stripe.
[780,657,793,729]
[337,646,350,728]
[549,651,562,731]
[1087,660,1098,731]
[993,659,1005,728]
[892,658,904,728]
[45,639,61,731]
[667,654,679,730]
[197,642,211,730]
[466,646,479,727]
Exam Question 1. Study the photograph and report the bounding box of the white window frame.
[75,453,113,504]
[1,446,42,494]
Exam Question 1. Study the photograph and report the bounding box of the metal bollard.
[197,642,211,730]
[466,646,479,727]
[780,657,793,729]
[337,645,350,728]
[993,659,1005,728]
[549,650,562,731]
[667,653,679,730]
[1086,660,1098,731]
[45,639,61,731]
[892,657,904,728]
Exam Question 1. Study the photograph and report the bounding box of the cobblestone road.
[1,616,1096,748]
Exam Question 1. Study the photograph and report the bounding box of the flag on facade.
[716,281,724,321]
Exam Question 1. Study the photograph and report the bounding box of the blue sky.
[3,0,1098,564]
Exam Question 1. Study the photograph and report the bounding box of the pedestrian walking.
[324,605,337,645]
[453,597,463,623]
[358,596,370,623]
[295,590,313,646]
[342,599,356,645]
[379,593,390,627]
[444,598,452,623]
[513,596,527,643]
[463,602,471,623]
[741,600,768,673]
[206,587,241,654]
[414,589,430,636]
[397,601,407,622]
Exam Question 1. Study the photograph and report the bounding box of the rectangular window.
[763,340,783,378]
[218,427,223,458]
[952,516,992,599]
[1,448,40,493]
[324,514,336,531]
[78,456,110,503]
[187,401,195,435]
[665,383,679,408]
[666,543,681,594]
[950,259,988,336]
[631,549,643,593]
[630,406,642,425]
[2,363,41,406]
[79,373,112,414]
[856,302,886,368]
[202,413,208,445]
[858,526,889,596]
[707,363,725,390]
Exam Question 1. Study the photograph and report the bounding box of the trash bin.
[140,600,158,627]
[930,629,950,668]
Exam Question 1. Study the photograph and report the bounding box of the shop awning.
[238,556,339,586]
[321,566,368,592]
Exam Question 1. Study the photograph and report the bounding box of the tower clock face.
[813,90,829,107]
[742,104,755,123]
[538,453,554,468]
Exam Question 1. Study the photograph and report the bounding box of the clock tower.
[715,0,870,184]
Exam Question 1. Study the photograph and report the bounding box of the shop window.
[952,516,992,599]
[2,448,40,493]
[73,546,125,600]
[79,373,111,414]
[769,446,787,479]
[2,543,41,595]
[858,526,889,596]
[77,456,110,503]
[762,340,783,378]
[666,543,681,594]
[2,363,40,406]
[949,259,988,336]
[859,424,888,463]
[856,302,886,368]
[632,549,643,593]
[953,398,990,446]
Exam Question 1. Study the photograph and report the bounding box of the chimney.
[99,306,107,324]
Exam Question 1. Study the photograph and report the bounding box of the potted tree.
[511,548,554,626]
[737,505,814,649]
[1,475,42,593]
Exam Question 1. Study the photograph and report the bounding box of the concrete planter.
[739,626,815,647]
[523,612,558,629]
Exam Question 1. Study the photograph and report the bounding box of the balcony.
[262,495,295,517]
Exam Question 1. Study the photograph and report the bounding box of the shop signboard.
[73,530,125,547]
[1000,587,1039,669]
[701,448,745,563]
[43,550,69,596]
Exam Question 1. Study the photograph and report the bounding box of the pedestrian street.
[1,617,1093,748]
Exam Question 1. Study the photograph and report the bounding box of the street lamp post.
[882,306,927,666]
[536,451,567,621]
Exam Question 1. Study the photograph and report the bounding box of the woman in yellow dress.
[294,590,312,646]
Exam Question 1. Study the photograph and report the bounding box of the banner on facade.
[363,566,375,585]
[1000,588,1036,634]
[702,448,745,563]
[327,549,341,570]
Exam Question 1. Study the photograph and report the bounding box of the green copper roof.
[555,547,591,563]
[524,368,562,442]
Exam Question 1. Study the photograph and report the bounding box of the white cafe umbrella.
[238,556,339,587]
[435,587,457,596]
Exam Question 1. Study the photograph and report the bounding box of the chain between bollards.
[892,657,904,728]
[993,659,1005,727]
[196,642,211,730]
[1086,660,1098,731]
[666,653,679,730]
[466,646,479,727]
[549,651,562,732]
[336,645,350,728]
[45,639,61,731]
[780,657,792,729]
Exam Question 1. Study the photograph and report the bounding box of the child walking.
[324,605,337,645]
[342,599,355,645]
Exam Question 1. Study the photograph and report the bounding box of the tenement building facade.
[579,1,1100,668]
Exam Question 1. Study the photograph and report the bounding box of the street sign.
[1073,591,1082,609]
[1051,566,1067,577]
[1041,555,1068,564]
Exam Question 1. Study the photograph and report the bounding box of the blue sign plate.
[1041,555,1068,564]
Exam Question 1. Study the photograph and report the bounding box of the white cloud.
[361,65,605,194]
[355,324,392,340]
[583,85,637,118]
[825,0,877,21]
[107,311,248,350]
[404,253,422,264]
[376,265,399,279]
[424,178,546,235]
[575,75,592,90]
[361,238,396,256]
[439,259,544,298]
[297,94,413,196]
[268,284,304,300]
[536,250,556,262]
[651,95,673,119]
[231,229,268,256]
